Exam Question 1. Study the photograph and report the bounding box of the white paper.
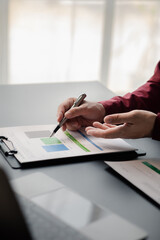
[105,159,160,205]
[0,124,135,163]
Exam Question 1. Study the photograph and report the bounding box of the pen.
[50,93,87,137]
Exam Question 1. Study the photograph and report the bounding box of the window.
[108,0,160,95]
[0,0,160,95]
[8,0,105,84]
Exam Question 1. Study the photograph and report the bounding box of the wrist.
[97,103,106,122]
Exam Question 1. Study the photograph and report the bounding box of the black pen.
[50,93,87,137]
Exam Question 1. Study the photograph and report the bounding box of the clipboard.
[0,125,146,169]
[0,136,21,168]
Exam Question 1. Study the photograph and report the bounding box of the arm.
[97,61,160,140]
[57,62,160,140]
[100,61,160,115]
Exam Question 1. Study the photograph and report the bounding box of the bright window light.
[8,0,104,84]
[108,1,160,95]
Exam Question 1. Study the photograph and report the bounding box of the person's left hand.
[85,110,157,139]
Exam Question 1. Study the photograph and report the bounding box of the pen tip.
[50,132,55,138]
[50,124,60,137]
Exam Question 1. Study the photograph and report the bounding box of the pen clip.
[72,93,86,108]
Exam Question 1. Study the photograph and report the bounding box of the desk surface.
[0,81,159,240]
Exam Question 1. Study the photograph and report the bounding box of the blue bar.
[43,144,69,152]
[78,130,103,151]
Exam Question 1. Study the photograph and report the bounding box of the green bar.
[143,161,160,175]
[41,137,62,145]
[64,131,90,152]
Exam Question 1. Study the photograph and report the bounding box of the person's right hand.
[57,98,106,131]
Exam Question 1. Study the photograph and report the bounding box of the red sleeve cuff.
[99,97,126,115]
[152,113,160,141]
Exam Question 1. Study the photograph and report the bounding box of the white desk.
[0,81,159,239]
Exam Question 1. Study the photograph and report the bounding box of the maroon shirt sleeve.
[100,61,160,140]
[152,113,160,141]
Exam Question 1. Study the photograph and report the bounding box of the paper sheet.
[105,159,160,205]
[0,124,135,163]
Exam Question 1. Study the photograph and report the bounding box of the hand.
[85,110,157,139]
[57,98,106,131]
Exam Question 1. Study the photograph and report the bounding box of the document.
[0,124,136,164]
[105,159,160,205]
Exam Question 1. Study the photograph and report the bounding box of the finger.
[92,122,109,130]
[104,112,133,125]
[65,102,87,119]
[86,125,125,138]
[57,111,64,122]
[86,127,110,138]
[65,119,81,131]
[104,123,116,128]
[57,98,76,121]
[92,122,117,129]
[61,124,67,131]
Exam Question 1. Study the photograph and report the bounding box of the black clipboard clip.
[0,136,18,156]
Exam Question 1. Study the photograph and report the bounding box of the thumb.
[104,112,132,125]
[65,105,86,119]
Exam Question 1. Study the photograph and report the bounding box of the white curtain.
[0,0,160,95]
[2,0,106,84]
[108,0,160,94]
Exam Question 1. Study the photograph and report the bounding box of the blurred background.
[0,0,160,95]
